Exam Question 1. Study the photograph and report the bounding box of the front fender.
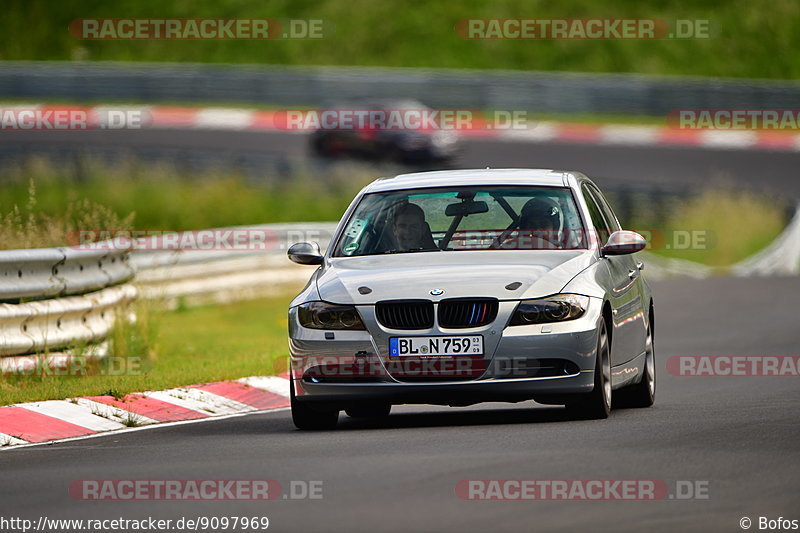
[559,259,610,299]
[289,267,323,308]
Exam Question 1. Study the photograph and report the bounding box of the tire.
[345,403,391,419]
[566,320,611,420]
[613,317,656,409]
[290,379,339,430]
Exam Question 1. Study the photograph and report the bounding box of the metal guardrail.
[0,246,134,302]
[131,223,338,307]
[2,61,800,115]
[731,204,800,277]
[0,244,136,368]
[0,284,136,358]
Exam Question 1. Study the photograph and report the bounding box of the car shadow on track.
[334,404,581,431]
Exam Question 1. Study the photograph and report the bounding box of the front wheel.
[290,379,339,430]
[613,318,655,408]
[566,320,611,419]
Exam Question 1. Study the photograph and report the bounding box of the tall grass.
[0,157,373,249]
[0,173,135,249]
[645,187,786,266]
[109,297,160,363]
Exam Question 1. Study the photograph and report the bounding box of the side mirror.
[601,230,647,256]
[288,241,324,265]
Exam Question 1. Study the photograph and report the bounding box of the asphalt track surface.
[2,129,800,197]
[1,276,798,533]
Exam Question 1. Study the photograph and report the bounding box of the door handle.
[636,261,644,271]
[628,269,638,279]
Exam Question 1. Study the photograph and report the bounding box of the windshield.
[333,186,587,257]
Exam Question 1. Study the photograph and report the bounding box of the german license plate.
[389,336,483,357]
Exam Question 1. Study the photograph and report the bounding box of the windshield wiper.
[381,247,442,255]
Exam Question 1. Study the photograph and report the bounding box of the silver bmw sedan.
[287,169,655,429]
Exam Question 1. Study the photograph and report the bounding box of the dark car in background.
[309,99,461,163]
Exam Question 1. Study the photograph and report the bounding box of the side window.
[582,185,611,246]
[589,186,622,232]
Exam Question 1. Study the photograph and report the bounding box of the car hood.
[316,250,596,304]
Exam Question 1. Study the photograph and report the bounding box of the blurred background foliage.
[2,0,799,78]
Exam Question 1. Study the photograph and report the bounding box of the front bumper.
[292,372,595,406]
[288,297,602,405]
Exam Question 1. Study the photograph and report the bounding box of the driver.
[518,197,561,248]
[392,203,436,250]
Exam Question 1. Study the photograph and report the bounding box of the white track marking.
[193,108,254,130]
[73,398,159,426]
[1,376,293,449]
[238,376,291,397]
[146,387,257,416]
[497,121,558,142]
[0,433,29,446]
[699,130,758,149]
[1,408,290,451]
[599,125,661,145]
[18,401,126,431]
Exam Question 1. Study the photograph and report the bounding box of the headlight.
[297,301,366,330]
[509,294,589,326]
